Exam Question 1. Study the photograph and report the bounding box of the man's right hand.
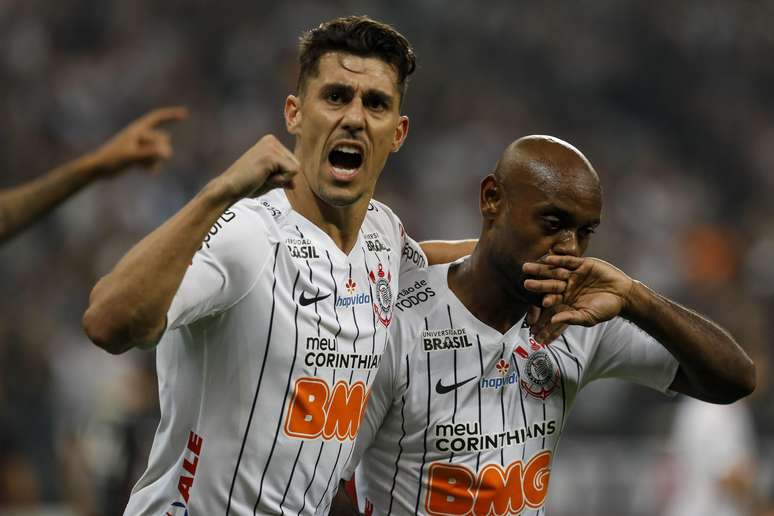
[91,106,188,175]
[216,135,299,201]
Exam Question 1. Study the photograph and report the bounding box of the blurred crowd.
[0,1,772,515]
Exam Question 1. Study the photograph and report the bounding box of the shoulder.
[194,196,285,274]
[250,189,293,226]
[363,198,404,240]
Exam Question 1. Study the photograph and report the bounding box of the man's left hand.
[523,256,636,327]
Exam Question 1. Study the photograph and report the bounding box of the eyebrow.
[539,204,600,227]
[363,89,393,106]
[320,82,395,105]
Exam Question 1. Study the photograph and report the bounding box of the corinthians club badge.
[369,263,393,327]
[513,337,560,400]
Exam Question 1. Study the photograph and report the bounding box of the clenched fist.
[217,134,300,201]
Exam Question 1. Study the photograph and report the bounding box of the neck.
[448,245,529,334]
[284,181,367,255]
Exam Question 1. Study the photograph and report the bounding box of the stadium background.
[1,1,772,514]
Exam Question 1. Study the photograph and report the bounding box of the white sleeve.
[166,204,271,331]
[399,222,428,275]
[342,325,403,480]
[581,317,680,394]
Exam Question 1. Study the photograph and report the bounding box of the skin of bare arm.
[0,107,186,243]
[524,255,756,403]
[82,135,299,354]
[419,239,477,265]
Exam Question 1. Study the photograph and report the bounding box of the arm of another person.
[420,239,477,265]
[523,255,755,403]
[0,107,186,243]
[82,135,298,354]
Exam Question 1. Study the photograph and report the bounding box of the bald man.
[341,135,755,515]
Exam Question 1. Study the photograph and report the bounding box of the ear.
[480,174,502,220]
[284,95,301,135]
[390,115,409,153]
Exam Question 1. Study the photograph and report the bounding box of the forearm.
[623,281,755,402]
[0,152,108,242]
[83,178,237,353]
[420,239,477,265]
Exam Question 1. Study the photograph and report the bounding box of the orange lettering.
[523,450,552,508]
[323,381,367,440]
[426,463,475,515]
[473,462,524,516]
[424,451,553,515]
[284,378,329,438]
[284,378,369,441]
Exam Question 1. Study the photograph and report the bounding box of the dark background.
[1,1,772,514]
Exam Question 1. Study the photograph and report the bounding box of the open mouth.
[328,144,363,177]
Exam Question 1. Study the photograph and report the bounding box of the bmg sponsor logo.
[284,378,369,441]
[424,451,552,515]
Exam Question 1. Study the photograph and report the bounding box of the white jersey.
[347,262,679,516]
[123,189,427,516]
[664,398,756,516]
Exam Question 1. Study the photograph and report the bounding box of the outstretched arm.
[83,135,298,354]
[0,107,186,243]
[524,255,755,403]
[420,239,477,265]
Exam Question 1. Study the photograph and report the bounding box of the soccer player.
[344,135,755,515]
[0,106,185,243]
[83,16,472,515]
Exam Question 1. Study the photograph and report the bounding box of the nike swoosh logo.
[435,375,477,394]
[299,292,331,306]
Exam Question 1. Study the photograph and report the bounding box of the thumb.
[527,306,541,327]
[551,310,593,327]
[262,169,296,191]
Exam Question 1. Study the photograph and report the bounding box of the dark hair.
[297,15,416,101]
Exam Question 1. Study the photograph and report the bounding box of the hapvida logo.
[481,372,518,390]
[481,359,518,390]
[336,292,372,308]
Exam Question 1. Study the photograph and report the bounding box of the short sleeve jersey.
[347,262,679,516]
[123,189,427,516]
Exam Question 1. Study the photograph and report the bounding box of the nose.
[341,99,365,135]
[551,230,580,257]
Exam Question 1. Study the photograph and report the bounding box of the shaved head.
[494,135,601,202]
[476,134,603,307]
